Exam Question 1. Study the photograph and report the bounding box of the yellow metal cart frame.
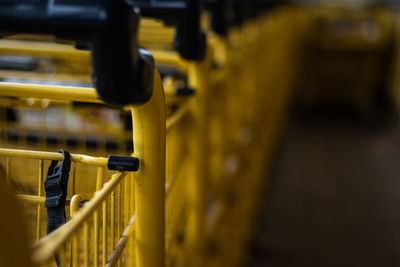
[0,2,309,267]
[0,72,166,267]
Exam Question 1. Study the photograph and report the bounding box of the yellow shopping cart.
[0,79,166,267]
[0,0,303,267]
[0,1,166,266]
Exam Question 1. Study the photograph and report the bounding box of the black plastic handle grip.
[131,0,206,61]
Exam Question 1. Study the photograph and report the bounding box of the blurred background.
[246,0,400,266]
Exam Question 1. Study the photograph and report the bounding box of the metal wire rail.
[0,147,135,266]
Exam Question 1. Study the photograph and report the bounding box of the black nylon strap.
[44,150,71,235]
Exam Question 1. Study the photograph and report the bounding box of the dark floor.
[246,111,400,267]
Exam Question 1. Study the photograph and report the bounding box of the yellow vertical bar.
[127,176,131,264]
[132,71,165,267]
[117,184,122,267]
[102,199,108,266]
[72,162,78,196]
[93,210,99,267]
[129,172,135,267]
[186,47,212,266]
[69,240,73,267]
[59,244,66,267]
[84,222,89,267]
[37,159,44,239]
[69,230,73,266]
[173,128,177,175]
[94,166,104,266]
[97,166,105,190]
[117,184,121,241]
[124,175,129,228]
[123,173,129,265]
[111,190,115,250]
[5,156,10,183]
[72,234,78,267]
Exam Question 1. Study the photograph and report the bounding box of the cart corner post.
[132,70,166,267]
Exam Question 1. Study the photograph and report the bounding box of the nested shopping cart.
[0,1,166,266]
[0,73,167,266]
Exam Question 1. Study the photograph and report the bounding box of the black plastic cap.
[108,155,139,172]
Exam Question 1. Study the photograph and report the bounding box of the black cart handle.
[0,0,154,106]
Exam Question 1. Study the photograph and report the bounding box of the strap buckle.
[44,150,71,234]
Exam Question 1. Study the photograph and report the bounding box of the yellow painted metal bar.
[70,194,91,217]
[141,18,168,27]
[103,200,108,267]
[0,39,89,58]
[129,172,135,267]
[140,27,174,36]
[16,195,41,204]
[0,82,101,103]
[0,78,185,109]
[0,79,187,117]
[60,244,66,267]
[117,184,122,267]
[83,222,89,267]
[32,172,126,265]
[105,215,136,267]
[132,70,165,267]
[72,234,79,267]
[0,70,91,84]
[186,46,213,266]
[95,166,104,266]
[17,194,71,205]
[72,162,78,196]
[124,173,131,266]
[94,210,100,267]
[111,190,115,250]
[0,148,108,166]
[124,175,129,229]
